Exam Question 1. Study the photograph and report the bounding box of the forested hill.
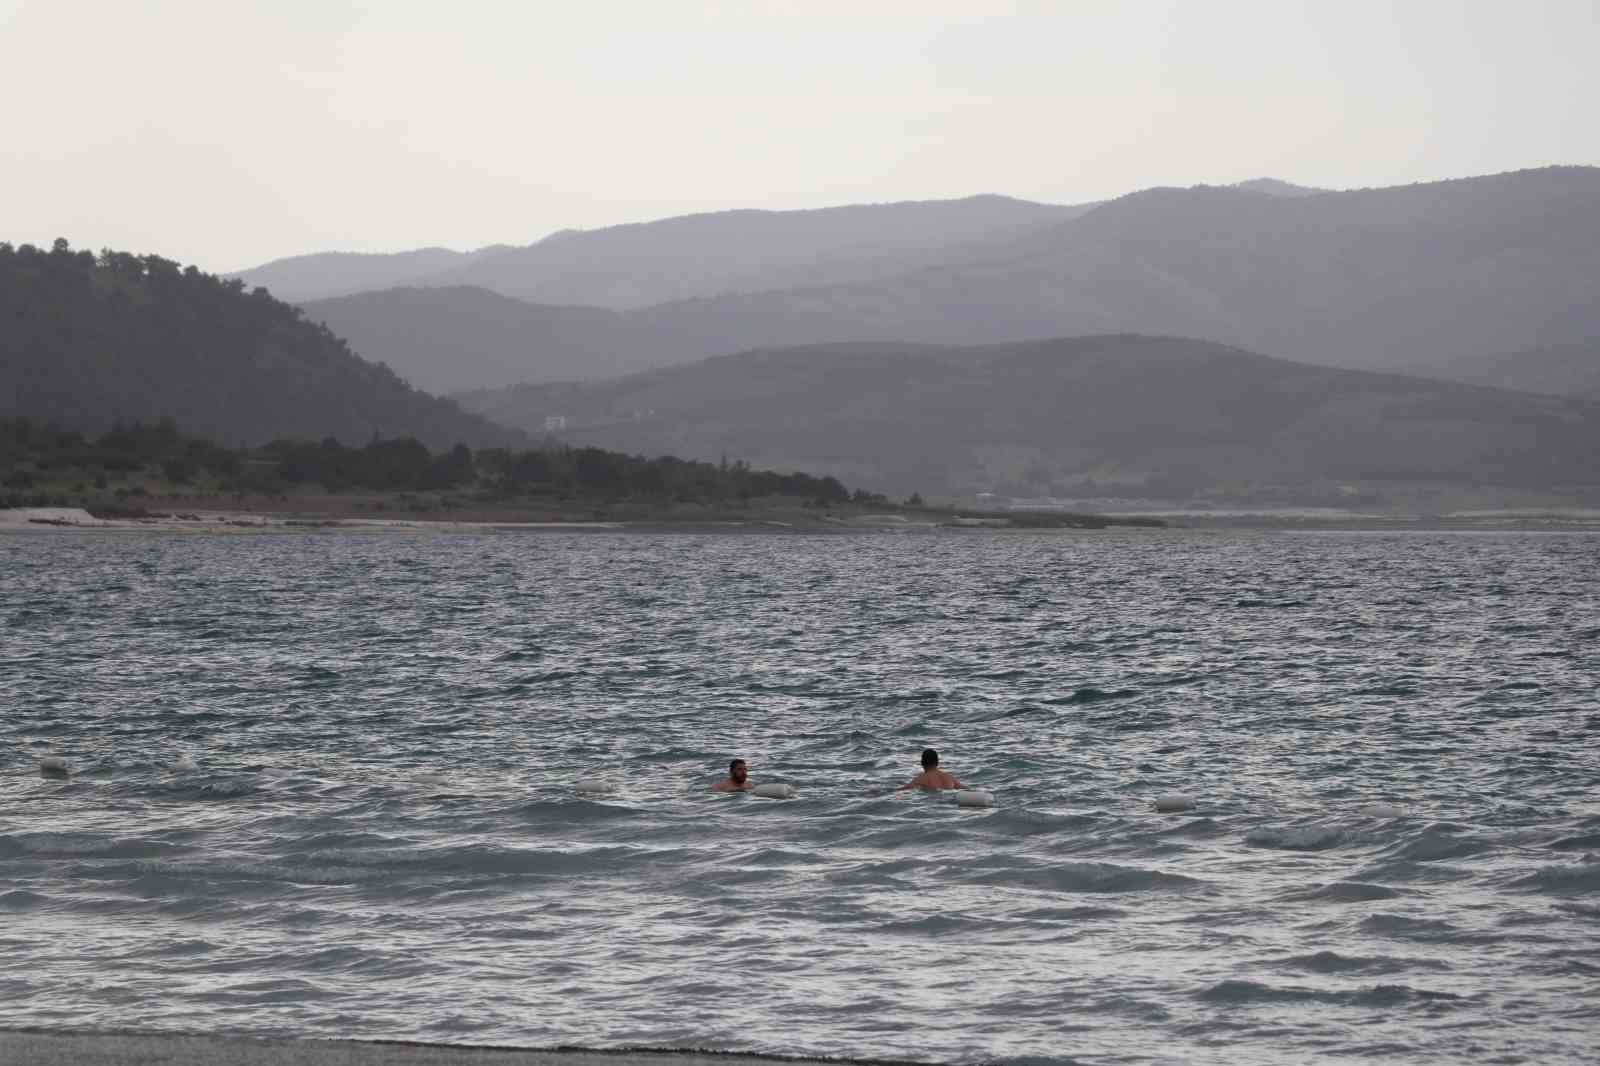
[458,335,1600,507]
[0,240,524,450]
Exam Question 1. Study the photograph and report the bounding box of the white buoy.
[576,780,614,796]
[174,754,198,771]
[39,756,69,775]
[955,789,995,808]
[1361,803,1403,819]
[1153,794,1195,813]
[753,783,796,799]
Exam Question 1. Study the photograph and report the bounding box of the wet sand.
[0,1031,925,1066]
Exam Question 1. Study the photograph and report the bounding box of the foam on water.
[2,529,1597,1066]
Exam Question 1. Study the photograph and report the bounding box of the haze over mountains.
[458,335,1600,507]
[226,246,510,305]
[238,195,1090,308]
[10,166,1597,511]
[281,167,1600,400]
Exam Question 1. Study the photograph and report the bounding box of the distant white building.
[543,415,567,432]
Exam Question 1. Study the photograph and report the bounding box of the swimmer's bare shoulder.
[897,769,963,791]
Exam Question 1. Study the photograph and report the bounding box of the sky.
[2,0,1596,273]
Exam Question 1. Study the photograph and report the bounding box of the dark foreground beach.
[0,1032,924,1066]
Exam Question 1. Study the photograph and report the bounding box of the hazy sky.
[3,0,1595,272]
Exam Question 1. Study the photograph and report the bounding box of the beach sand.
[0,1031,921,1066]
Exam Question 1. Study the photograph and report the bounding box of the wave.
[1548,832,1600,851]
[151,777,294,800]
[871,913,1007,936]
[1271,950,1451,976]
[1357,913,1506,946]
[0,889,51,910]
[513,798,647,823]
[958,859,1209,895]
[1509,863,1600,896]
[1198,979,1463,1008]
[1044,687,1139,705]
[0,832,181,860]
[1245,824,1346,851]
[1376,827,1495,863]
[1280,881,1405,903]
[1015,905,1128,922]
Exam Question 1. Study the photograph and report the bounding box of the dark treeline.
[0,239,523,450]
[267,434,867,502]
[1,416,879,509]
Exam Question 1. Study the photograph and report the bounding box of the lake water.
[2,528,1597,1065]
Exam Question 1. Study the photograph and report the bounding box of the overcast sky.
[3,0,1595,273]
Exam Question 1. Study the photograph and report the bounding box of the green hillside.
[0,240,523,449]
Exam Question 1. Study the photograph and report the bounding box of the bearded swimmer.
[713,758,754,792]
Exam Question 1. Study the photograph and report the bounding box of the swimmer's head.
[921,748,939,770]
[729,759,748,784]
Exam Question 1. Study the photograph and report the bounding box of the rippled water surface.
[3,529,1597,1065]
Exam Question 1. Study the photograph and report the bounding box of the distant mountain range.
[289,167,1600,399]
[226,246,511,305]
[0,242,523,450]
[236,195,1091,308]
[456,335,1600,506]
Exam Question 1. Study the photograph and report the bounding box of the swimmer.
[898,747,963,791]
[713,758,754,792]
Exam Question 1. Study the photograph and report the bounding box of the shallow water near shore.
[3,529,1597,1065]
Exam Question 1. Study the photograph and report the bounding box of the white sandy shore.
[0,1030,927,1066]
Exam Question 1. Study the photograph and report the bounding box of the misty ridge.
[270,166,1600,403]
[232,195,1090,308]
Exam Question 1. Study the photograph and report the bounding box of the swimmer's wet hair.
[921,748,938,769]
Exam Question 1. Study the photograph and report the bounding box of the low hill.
[300,286,651,394]
[223,246,508,304]
[456,335,1600,507]
[0,240,524,449]
[299,168,1600,398]
[1420,342,1600,397]
[238,194,1089,308]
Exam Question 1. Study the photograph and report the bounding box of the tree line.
[1,416,883,509]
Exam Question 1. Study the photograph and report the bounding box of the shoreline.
[0,506,886,536]
[0,503,1140,535]
[0,1029,939,1066]
[5,503,1600,536]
